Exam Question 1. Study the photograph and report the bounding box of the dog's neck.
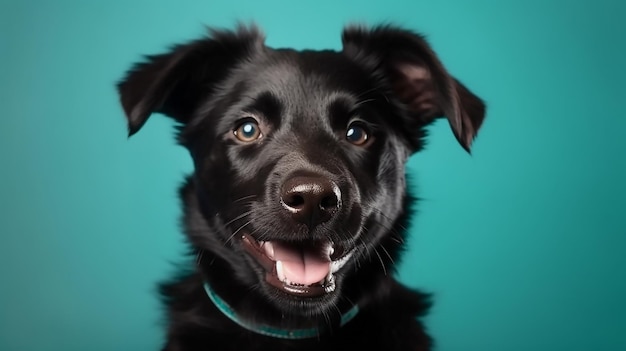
[202,282,360,339]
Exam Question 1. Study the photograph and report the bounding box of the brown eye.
[234,119,262,142]
[346,122,370,146]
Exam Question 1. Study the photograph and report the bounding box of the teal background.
[1,0,624,350]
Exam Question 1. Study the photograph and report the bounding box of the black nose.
[280,176,341,227]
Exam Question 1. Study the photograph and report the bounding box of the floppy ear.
[342,25,485,152]
[117,26,264,136]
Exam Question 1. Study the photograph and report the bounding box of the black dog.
[117,24,485,350]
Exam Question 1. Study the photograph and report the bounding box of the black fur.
[117,24,485,351]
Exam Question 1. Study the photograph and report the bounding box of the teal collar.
[203,282,359,339]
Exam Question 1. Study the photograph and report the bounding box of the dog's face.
[118,26,484,317]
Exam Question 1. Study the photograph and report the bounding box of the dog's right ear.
[342,25,485,153]
[117,26,264,136]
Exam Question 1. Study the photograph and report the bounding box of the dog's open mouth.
[242,234,352,297]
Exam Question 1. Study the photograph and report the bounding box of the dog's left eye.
[346,122,370,146]
[234,119,262,142]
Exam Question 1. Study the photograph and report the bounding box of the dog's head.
[118,25,484,318]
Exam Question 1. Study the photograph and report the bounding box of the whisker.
[250,224,275,242]
[232,194,257,204]
[353,98,376,109]
[373,247,387,276]
[362,209,406,244]
[222,209,253,228]
[379,244,395,266]
[225,219,252,245]
[357,236,373,264]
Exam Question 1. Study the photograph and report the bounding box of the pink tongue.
[272,242,331,285]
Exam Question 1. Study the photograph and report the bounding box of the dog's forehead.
[242,49,370,110]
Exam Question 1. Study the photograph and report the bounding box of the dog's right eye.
[233,119,262,142]
[345,122,371,146]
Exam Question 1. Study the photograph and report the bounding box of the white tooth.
[264,241,275,259]
[324,275,336,293]
[330,258,340,273]
[326,243,334,257]
[276,260,286,282]
[331,251,353,273]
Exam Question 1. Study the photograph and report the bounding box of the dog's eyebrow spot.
[327,96,359,128]
[247,91,283,124]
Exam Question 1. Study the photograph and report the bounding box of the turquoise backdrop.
[1,1,624,350]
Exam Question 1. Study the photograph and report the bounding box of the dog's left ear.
[342,25,486,152]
